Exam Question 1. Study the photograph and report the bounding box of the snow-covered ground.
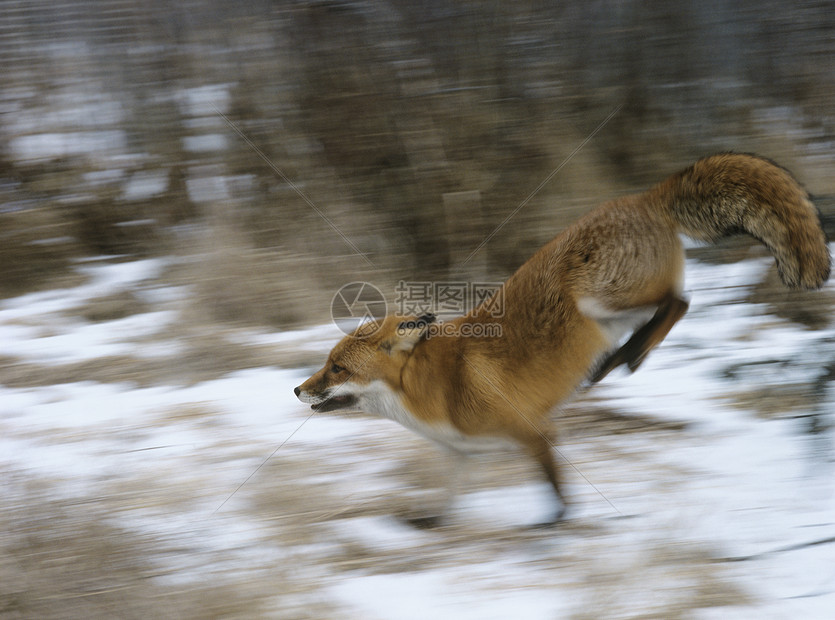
[1,252,833,618]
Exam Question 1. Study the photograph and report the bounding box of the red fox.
[295,153,831,525]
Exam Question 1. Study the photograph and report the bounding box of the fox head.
[294,314,436,413]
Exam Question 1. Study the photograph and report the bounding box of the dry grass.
[0,309,762,620]
[725,382,819,419]
[567,542,751,619]
[561,400,689,437]
[747,265,835,330]
[75,290,150,322]
[172,216,337,331]
[0,475,320,620]
[245,429,750,619]
[64,197,163,258]
[0,336,322,389]
[0,397,753,620]
[0,208,85,298]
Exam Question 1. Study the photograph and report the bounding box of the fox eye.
[331,363,346,374]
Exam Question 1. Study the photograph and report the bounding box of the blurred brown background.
[2,0,834,322]
[2,4,835,618]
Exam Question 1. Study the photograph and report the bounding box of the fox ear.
[383,314,436,354]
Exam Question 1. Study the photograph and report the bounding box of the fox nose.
[294,386,301,397]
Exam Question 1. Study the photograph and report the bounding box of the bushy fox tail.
[652,153,831,289]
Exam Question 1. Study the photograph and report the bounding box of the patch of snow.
[9,130,128,162]
[122,169,170,200]
[177,84,232,117]
[182,134,228,153]
[329,569,570,620]
[1,254,834,618]
[0,258,176,364]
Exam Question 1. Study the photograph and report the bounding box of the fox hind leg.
[591,292,689,384]
[524,433,568,526]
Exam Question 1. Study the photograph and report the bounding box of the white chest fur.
[355,380,513,454]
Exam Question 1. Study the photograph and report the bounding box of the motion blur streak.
[0,2,833,618]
